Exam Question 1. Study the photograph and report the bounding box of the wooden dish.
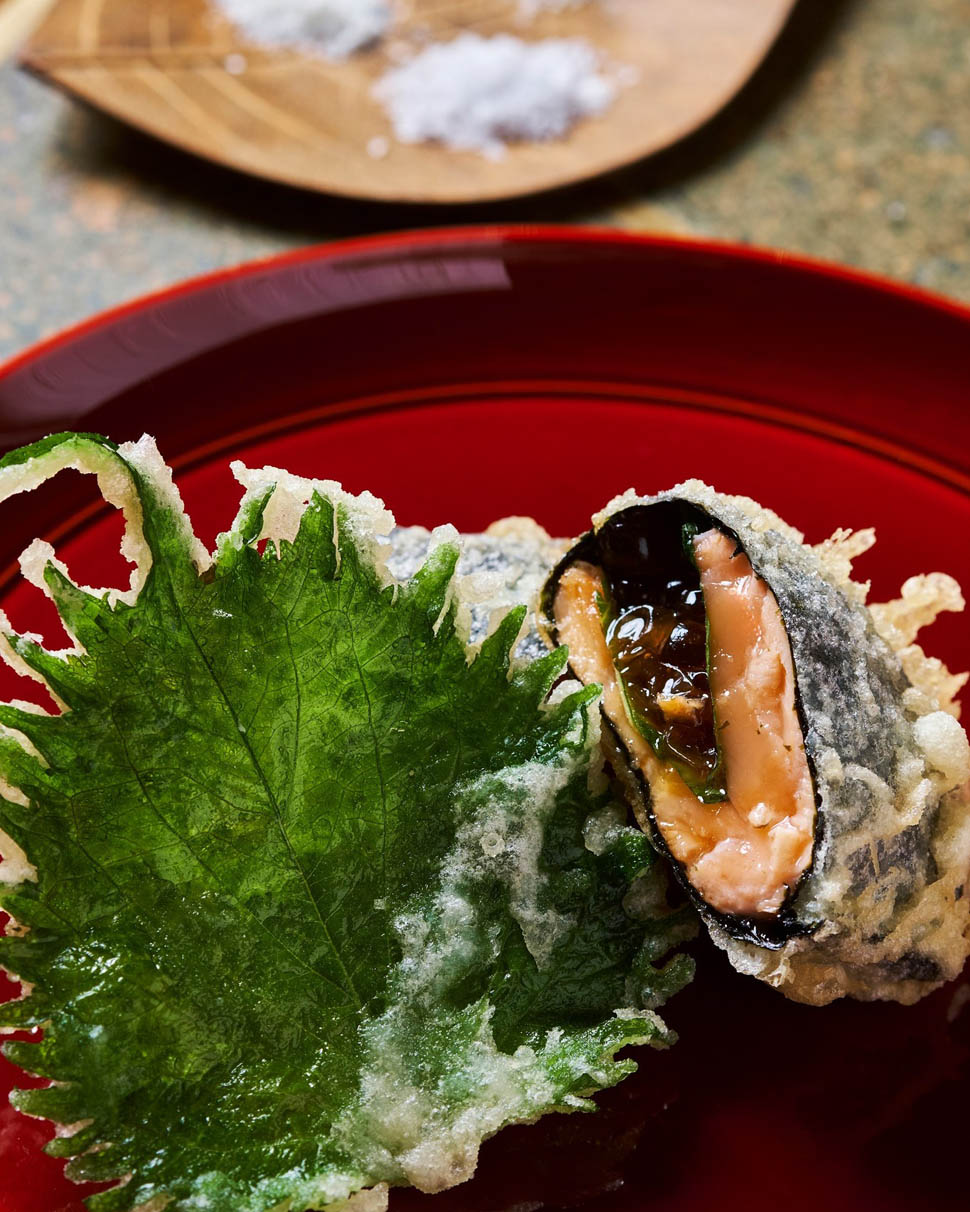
[21,0,796,205]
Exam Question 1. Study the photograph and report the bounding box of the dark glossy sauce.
[606,593,720,792]
[595,503,726,801]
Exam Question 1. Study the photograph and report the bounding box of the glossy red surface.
[0,229,968,1212]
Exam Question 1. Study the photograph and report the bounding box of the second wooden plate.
[22,0,796,204]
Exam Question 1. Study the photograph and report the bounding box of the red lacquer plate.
[0,228,968,1212]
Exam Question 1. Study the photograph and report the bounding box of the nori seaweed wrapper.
[540,482,970,1006]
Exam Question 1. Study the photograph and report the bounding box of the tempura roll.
[540,482,970,1005]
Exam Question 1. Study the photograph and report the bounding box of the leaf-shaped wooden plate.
[21,0,796,203]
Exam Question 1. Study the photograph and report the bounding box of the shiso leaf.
[0,433,693,1212]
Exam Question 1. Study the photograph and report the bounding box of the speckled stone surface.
[0,0,968,361]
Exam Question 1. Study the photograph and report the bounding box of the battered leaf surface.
[0,434,693,1212]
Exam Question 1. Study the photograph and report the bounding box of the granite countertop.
[0,0,968,361]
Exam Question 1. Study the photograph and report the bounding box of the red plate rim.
[3,225,970,384]
[3,225,970,1212]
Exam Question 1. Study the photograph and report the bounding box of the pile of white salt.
[214,0,392,61]
[373,32,616,159]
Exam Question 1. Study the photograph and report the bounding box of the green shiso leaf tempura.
[0,434,693,1212]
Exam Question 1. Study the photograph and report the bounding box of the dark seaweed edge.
[538,504,823,951]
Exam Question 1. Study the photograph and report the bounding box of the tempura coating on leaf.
[0,434,692,1212]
